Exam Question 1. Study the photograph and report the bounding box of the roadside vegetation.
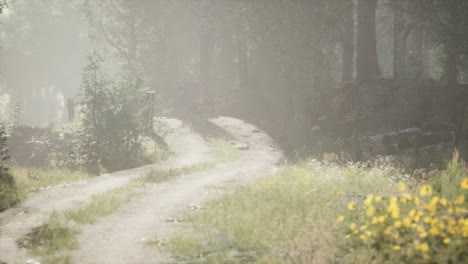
[209,139,241,163]
[165,153,467,264]
[18,160,228,263]
[12,168,92,201]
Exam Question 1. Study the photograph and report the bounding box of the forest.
[0,0,467,264]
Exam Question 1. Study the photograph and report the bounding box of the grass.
[63,185,135,225]
[209,139,241,163]
[164,155,467,264]
[18,212,78,264]
[19,186,134,264]
[11,167,92,201]
[20,163,218,263]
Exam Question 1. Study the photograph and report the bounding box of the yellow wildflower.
[393,245,401,251]
[375,196,382,202]
[391,209,400,219]
[378,215,386,224]
[394,220,402,228]
[461,178,468,190]
[350,223,357,230]
[454,195,464,205]
[348,201,357,211]
[366,206,376,217]
[398,182,406,192]
[440,198,448,207]
[443,238,451,244]
[429,227,440,236]
[337,215,345,223]
[384,226,392,235]
[420,243,430,252]
[419,184,432,197]
[364,195,374,206]
[414,241,421,250]
[403,218,411,227]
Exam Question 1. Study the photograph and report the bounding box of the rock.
[422,122,457,132]
[235,144,250,150]
[311,126,321,133]
[26,259,41,264]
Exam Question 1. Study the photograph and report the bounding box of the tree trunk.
[414,29,425,80]
[237,8,249,91]
[200,0,214,105]
[341,2,355,82]
[357,0,381,82]
[393,0,405,79]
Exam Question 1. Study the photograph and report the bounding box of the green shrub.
[340,154,468,263]
[0,124,19,211]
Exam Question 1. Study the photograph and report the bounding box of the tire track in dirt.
[0,119,210,264]
[70,117,282,264]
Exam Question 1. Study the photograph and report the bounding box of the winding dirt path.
[70,117,282,264]
[0,119,210,264]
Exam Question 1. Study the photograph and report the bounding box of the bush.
[78,53,159,173]
[340,154,468,263]
[0,124,19,211]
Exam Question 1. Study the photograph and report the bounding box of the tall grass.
[209,139,240,163]
[166,156,467,263]
[11,167,92,201]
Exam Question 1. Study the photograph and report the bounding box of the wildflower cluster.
[339,178,468,263]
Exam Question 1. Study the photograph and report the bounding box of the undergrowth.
[209,139,240,163]
[20,163,217,263]
[11,167,92,201]
[165,153,467,264]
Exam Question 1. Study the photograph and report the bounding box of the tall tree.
[200,0,214,105]
[340,0,355,82]
[392,0,413,79]
[357,0,381,81]
[237,3,249,92]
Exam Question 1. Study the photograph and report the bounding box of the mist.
[0,1,467,263]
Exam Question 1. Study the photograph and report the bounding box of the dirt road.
[0,117,281,264]
[70,117,281,264]
[0,119,209,264]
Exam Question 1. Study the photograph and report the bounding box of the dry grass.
[166,155,467,263]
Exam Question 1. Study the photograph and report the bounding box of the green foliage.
[11,167,91,201]
[0,123,19,211]
[78,52,156,173]
[165,161,399,263]
[166,158,467,263]
[63,185,134,225]
[19,212,78,264]
[208,139,240,162]
[340,155,468,263]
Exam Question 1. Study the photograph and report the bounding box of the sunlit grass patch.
[18,212,78,264]
[11,167,92,201]
[166,154,467,263]
[63,185,135,225]
[339,153,468,263]
[209,139,240,163]
[165,160,399,263]
[138,163,216,185]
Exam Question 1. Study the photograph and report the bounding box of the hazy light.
[2,7,11,17]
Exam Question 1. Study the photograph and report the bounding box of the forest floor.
[0,117,281,264]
